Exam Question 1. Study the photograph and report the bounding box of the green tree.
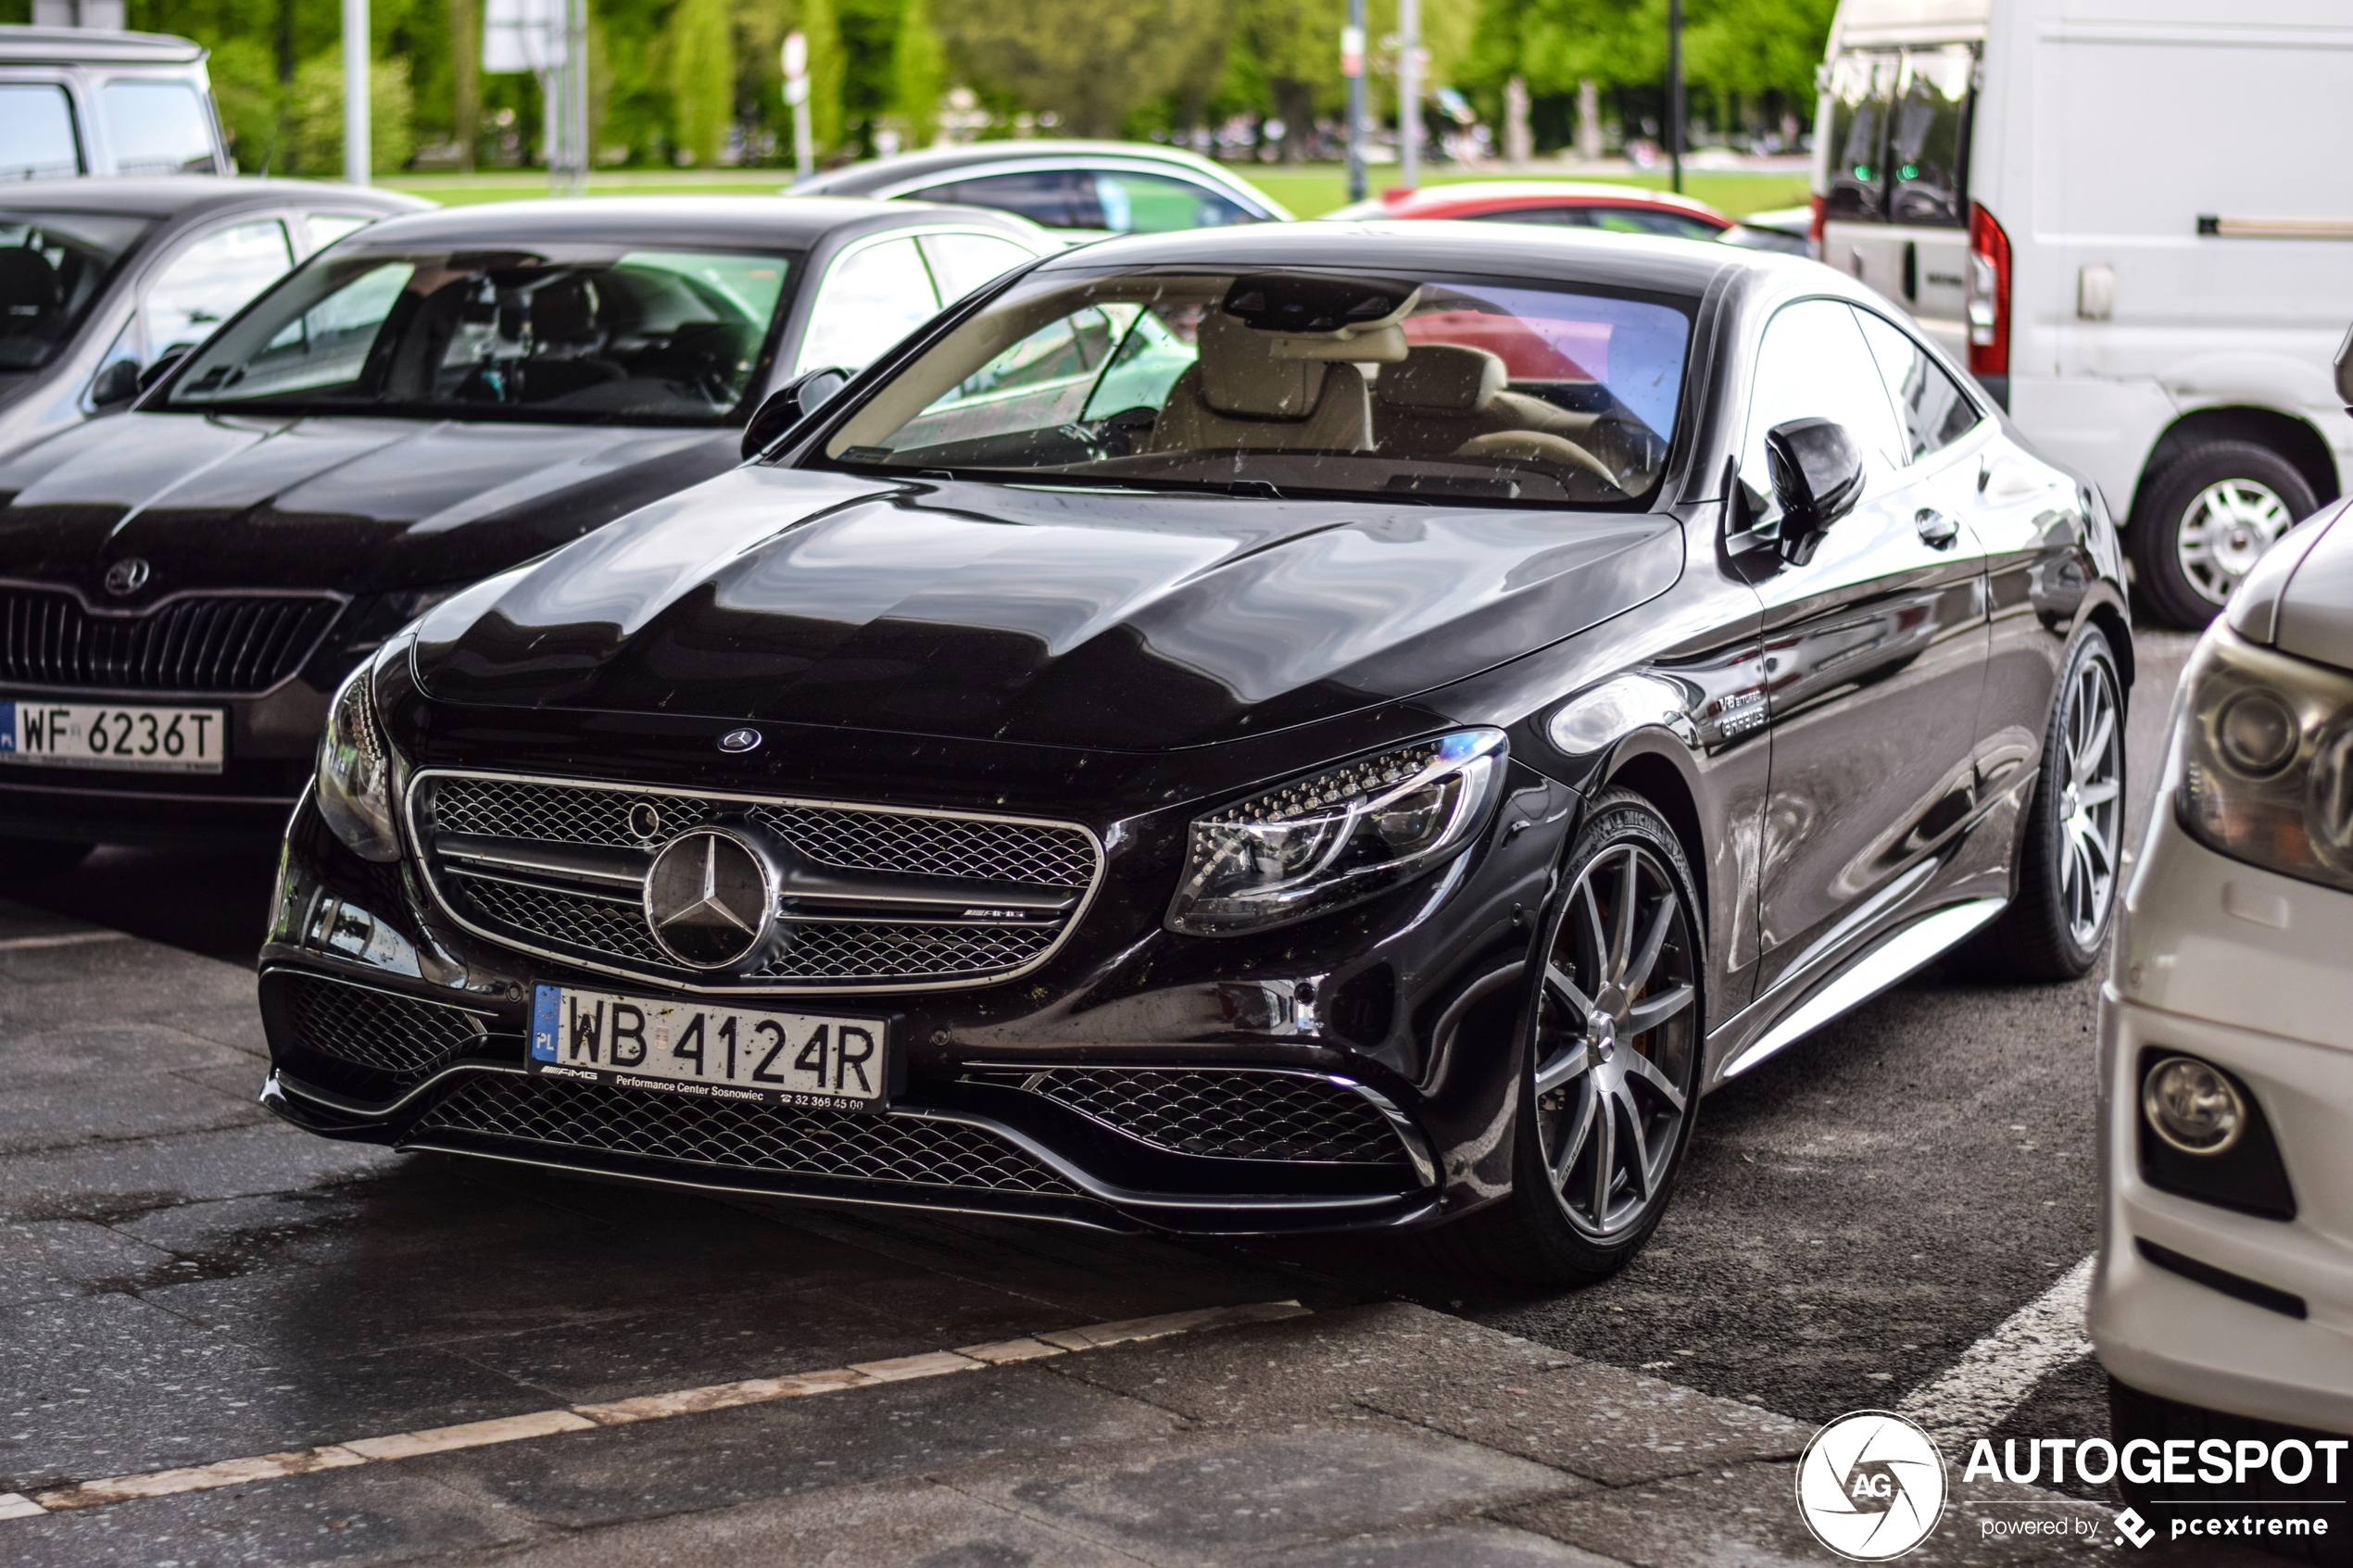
[667,0,735,165]
[286,50,417,174]
[890,0,944,147]
[943,0,1223,139]
[799,0,848,151]
[207,35,284,170]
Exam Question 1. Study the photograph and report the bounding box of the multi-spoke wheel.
[1431,789,1705,1285]
[1971,628,2128,980]
[2129,441,2316,629]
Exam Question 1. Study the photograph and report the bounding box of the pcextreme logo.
[1796,1411,1949,1561]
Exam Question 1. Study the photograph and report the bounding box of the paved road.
[0,627,2208,1564]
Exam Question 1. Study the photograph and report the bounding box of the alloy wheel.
[1529,842,1699,1240]
[2175,479,2292,606]
[2057,654,2124,948]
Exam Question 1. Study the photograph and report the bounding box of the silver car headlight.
[1167,730,1506,936]
[317,660,404,863]
[2172,623,2353,892]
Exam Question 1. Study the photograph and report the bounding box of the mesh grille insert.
[418,773,1100,991]
[986,1068,1411,1165]
[277,972,488,1082]
[417,1074,1076,1196]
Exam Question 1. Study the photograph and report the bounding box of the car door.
[1744,297,1991,997]
[793,233,944,378]
[84,215,296,409]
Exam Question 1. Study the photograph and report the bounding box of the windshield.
[0,212,156,371]
[813,267,1693,506]
[167,245,799,423]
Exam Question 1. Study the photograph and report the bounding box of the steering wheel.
[1452,430,1619,490]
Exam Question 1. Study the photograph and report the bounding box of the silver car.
[787,141,1289,242]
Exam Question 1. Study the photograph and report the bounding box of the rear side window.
[1855,309,1980,461]
[1093,171,1254,233]
[101,82,222,176]
[918,170,1099,231]
[0,85,81,180]
[1823,46,1976,228]
[145,219,295,356]
[918,232,1034,302]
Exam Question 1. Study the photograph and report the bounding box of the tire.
[1428,789,1705,1286]
[1971,628,2125,981]
[2110,1376,2351,1566]
[2130,440,2317,629]
[2,836,94,875]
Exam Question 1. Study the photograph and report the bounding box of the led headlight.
[317,660,403,862]
[2172,623,2353,892]
[1167,730,1506,936]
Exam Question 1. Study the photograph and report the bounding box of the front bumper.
[259,746,1567,1236]
[2089,808,2353,1436]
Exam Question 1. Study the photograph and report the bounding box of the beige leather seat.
[1148,310,1373,454]
[1372,342,1617,484]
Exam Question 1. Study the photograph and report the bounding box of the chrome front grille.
[0,585,341,695]
[976,1067,1414,1166]
[411,771,1102,994]
[415,1074,1076,1197]
[274,972,489,1083]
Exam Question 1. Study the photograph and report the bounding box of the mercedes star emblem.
[718,728,762,753]
[103,558,151,596]
[642,829,774,969]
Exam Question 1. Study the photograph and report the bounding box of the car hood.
[2273,502,2353,672]
[0,410,735,597]
[410,465,1685,752]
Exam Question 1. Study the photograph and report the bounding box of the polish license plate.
[0,698,226,773]
[529,985,889,1110]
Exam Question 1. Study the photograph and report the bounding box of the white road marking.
[18,1300,1309,1519]
[0,930,128,953]
[1898,1254,2095,1442]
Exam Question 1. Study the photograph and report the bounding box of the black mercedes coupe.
[258,222,2131,1282]
[0,195,1048,862]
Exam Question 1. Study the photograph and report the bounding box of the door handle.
[1915,508,1960,548]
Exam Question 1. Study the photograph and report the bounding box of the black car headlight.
[2172,624,2353,892]
[1167,730,1506,936]
[317,660,403,863]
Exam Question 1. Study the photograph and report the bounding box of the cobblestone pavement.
[1,629,2261,1566]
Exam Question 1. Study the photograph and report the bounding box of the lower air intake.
[978,1068,1413,1165]
[415,1074,1076,1197]
[275,972,488,1083]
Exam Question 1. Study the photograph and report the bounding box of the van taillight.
[1808,193,1827,256]
[1967,202,2011,377]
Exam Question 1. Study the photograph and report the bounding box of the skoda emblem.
[643,829,774,970]
[103,558,151,597]
[717,728,762,754]
[625,800,664,841]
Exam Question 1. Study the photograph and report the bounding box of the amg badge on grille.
[643,829,774,968]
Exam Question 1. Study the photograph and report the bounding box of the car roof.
[337,194,1035,252]
[1374,182,1730,220]
[1029,219,1745,296]
[794,140,1239,196]
[0,176,427,220]
[0,24,207,63]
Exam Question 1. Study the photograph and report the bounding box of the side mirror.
[2334,322,2353,412]
[138,345,194,395]
[741,366,850,460]
[1763,417,1865,565]
[88,358,142,409]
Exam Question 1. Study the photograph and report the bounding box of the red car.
[1323,181,1735,242]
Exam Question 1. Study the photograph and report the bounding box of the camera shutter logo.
[1795,1411,1948,1561]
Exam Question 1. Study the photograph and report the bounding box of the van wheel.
[1424,790,1704,1286]
[2130,441,2315,628]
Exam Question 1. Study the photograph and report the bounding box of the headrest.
[1197,308,1327,420]
[0,248,60,314]
[529,277,598,344]
[1378,344,1506,412]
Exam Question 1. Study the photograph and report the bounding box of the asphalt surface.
[0,626,2208,1565]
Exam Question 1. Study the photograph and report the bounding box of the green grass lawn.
[380,163,1813,220]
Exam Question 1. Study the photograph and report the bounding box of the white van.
[0,26,230,182]
[1810,0,2353,627]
